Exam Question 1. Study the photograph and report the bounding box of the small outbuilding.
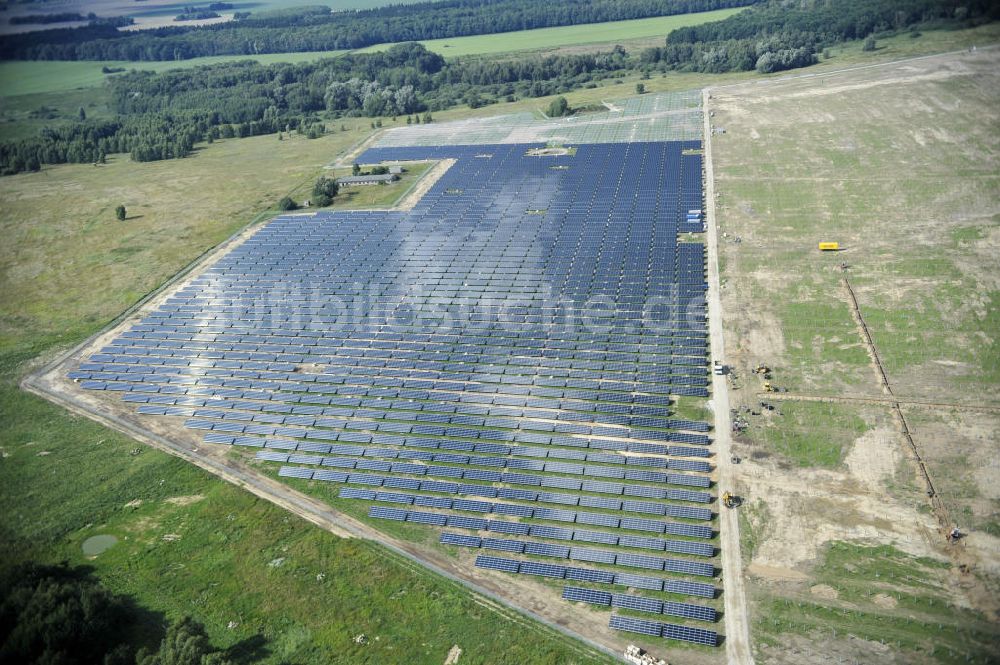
[336,173,399,186]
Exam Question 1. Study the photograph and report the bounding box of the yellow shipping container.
[818,242,840,251]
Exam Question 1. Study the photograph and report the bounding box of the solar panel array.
[73,137,718,646]
[372,91,702,148]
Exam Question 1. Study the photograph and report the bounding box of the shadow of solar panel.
[661,622,718,646]
[609,614,662,637]
[563,586,612,606]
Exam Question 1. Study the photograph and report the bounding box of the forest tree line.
[0,0,760,61]
[1,0,996,175]
[640,0,999,72]
[0,43,633,174]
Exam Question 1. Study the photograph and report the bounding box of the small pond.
[82,534,118,556]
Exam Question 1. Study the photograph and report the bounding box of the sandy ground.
[706,48,1000,662]
[702,89,754,665]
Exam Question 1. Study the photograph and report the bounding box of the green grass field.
[359,8,745,57]
[752,543,999,664]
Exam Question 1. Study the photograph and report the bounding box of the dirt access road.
[702,88,754,665]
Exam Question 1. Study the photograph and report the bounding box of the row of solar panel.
[106,339,709,381]
[114,329,709,363]
[81,374,712,420]
[471,554,714,599]
[249,451,712,511]
[110,388,711,453]
[83,352,710,398]
[119,392,714,461]
[327,473,714,529]
[609,614,717,646]
[352,488,713,539]
[92,369,706,434]
[561,586,716,622]
[244,448,709,496]
[128,403,713,476]
[86,355,710,402]
[436,531,713,576]
[98,372,704,435]
[429,516,712,556]
[86,360,710,424]
[121,320,710,353]
[82,356,712,402]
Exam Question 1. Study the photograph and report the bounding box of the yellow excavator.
[722,492,742,508]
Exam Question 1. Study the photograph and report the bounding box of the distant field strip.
[358,8,746,57]
[373,90,702,148]
[0,51,346,97]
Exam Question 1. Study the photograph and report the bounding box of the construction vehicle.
[624,645,667,665]
[818,241,840,251]
[763,381,775,392]
[752,364,770,376]
[722,492,742,508]
[713,361,726,376]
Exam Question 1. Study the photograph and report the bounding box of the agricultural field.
[1,0,433,35]
[709,46,1000,664]
[358,8,746,57]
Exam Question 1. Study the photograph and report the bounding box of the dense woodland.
[0,0,759,61]
[0,562,232,665]
[0,0,996,175]
[641,0,1000,72]
[0,43,635,173]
